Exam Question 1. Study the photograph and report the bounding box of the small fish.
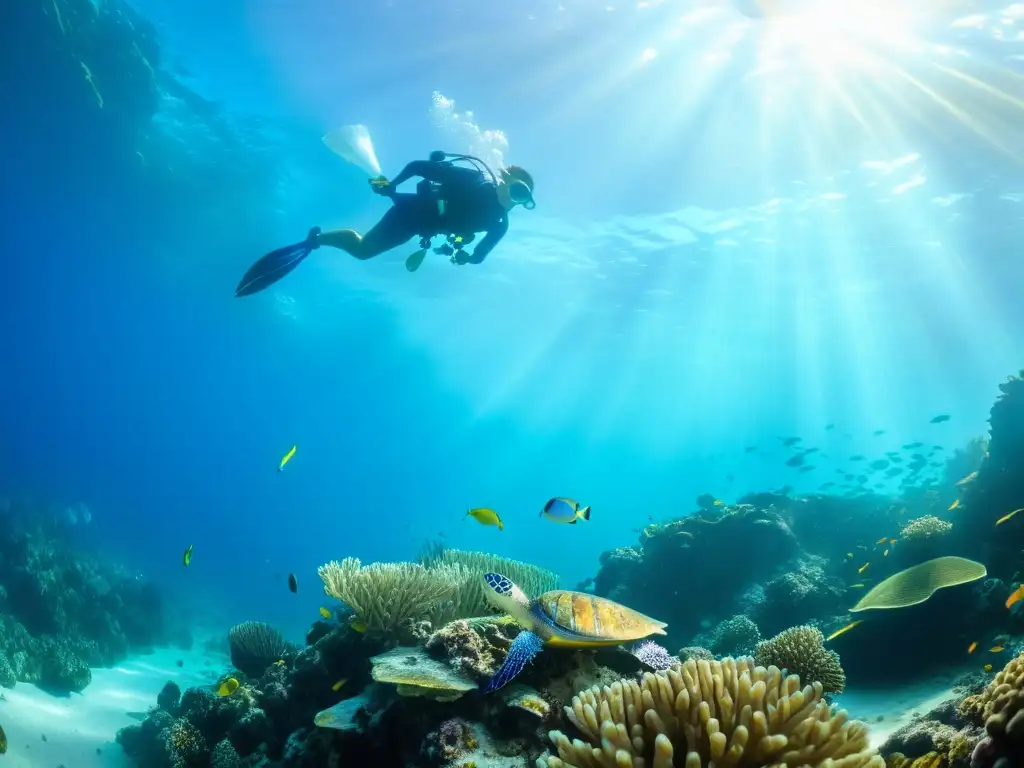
[744,446,757,453]
[319,607,332,620]
[288,573,298,593]
[825,620,863,641]
[331,678,349,692]
[713,499,723,506]
[466,507,504,530]
[278,444,297,472]
[968,642,978,654]
[930,414,950,423]
[850,455,865,461]
[785,454,805,467]
[875,537,888,545]
[274,659,286,666]
[889,539,897,545]
[984,664,993,672]
[883,549,889,557]
[350,620,368,633]
[541,498,590,524]
[850,583,866,588]
[996,508,1024,526]
[957,471,978,486]
[183,544,193,567]
[782,437,802,447]
[873,429,886,436]
[989,646,1005,653]
[799,465,815,473]
[948,499,960,511]
[858,563,870,574]
[825,423,835,430]
[846,552,854,559]
[217,677,240,696]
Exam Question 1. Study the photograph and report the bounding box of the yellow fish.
[1007,584,1024,610]
[713,499,723,506]
[948,499,960,511]
[217,677,240,696]
[984,664,993,672]
[183,544,193,567]
[858,562,870,574]
[319,607,332,620]
[883,549,889,557]
[968,641,978,654]
[875,537,887,545]
[466,507,504,531]
[850,583,866,588]
[825,620,863,641]
[996,508,1024,527]
[350,620,368,633]
[278,445,297,472]
[274,659,285,666]
[989,645,1005,653]
[331,678,348,692]
[846,552,854,559]
[889,539,897,545]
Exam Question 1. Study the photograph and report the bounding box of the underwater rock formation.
[0,506,166,692]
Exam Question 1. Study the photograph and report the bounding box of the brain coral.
[753,625,846,695]
[538,656,882,768]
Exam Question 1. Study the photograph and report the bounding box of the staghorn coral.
[227,621,291,678]
[318,557,461,636]
[539,656,882,768]
[900,516,953,541]
[754,625,846,695]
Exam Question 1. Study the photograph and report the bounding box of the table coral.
[539,656,882,768]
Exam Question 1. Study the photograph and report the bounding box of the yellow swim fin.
[405,249,427,272]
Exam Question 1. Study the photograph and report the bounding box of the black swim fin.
[235,228,320,297]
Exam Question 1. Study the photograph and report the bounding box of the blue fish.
[541,497,591,524]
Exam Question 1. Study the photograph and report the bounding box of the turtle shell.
[531,590,667,644]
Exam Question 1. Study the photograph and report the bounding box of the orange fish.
[875,537,887,545]
[1006,585,1024,610]
[948,499,960,511]
[996,508,1024,527]
[889,539,897,545]
[968,641,977,654]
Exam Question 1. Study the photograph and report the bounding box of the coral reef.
[540,656,882,767]
[900,516,954,541]
[228,621,292,678]
[957,651,1024,768]
[0,501,167,693]
[753,625,846,695]
[697,615,762,656]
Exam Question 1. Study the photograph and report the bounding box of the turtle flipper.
[484,631,544,693]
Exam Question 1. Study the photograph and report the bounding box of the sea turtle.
[480,572,668,692]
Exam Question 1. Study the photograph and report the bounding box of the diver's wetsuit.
[366,159,509,262]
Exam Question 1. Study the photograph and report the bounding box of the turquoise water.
[1,0,1023,765]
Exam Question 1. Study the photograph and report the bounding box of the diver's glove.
[305,226,321,250]
[369,176,393,196]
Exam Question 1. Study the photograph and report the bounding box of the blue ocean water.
[1,0,1022,659]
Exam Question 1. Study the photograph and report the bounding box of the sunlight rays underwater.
[265,0,1023,450]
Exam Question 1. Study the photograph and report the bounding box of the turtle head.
[482,572,530,614]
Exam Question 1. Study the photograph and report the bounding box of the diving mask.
[507,179,536,210]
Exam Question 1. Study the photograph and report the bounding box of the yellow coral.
[886,752,944,768]
[959,650,1024,728]
[539,656,883,768]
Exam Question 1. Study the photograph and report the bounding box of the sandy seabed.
[0,646,226,767]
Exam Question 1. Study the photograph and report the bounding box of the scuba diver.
[235,151,536,297]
